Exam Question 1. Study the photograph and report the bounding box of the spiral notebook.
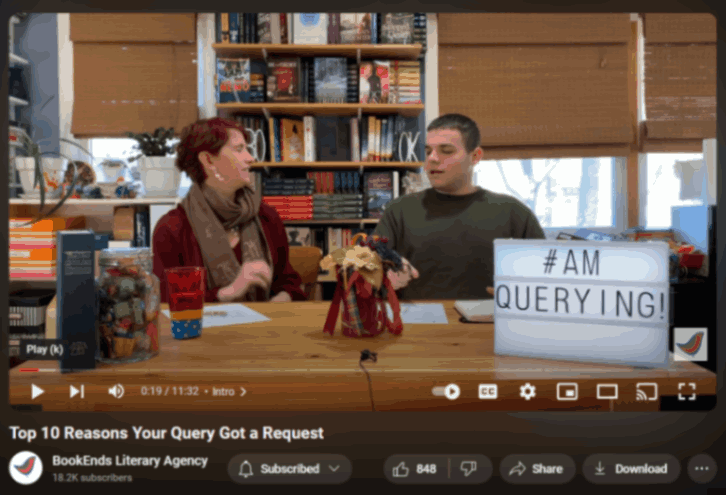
[454,300,495,323]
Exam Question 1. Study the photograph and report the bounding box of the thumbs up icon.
[392,462,410,478]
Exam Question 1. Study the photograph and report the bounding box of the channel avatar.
[9,451,44,485]
[674,328,708,362]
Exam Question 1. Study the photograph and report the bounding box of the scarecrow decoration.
[321,233,405,337]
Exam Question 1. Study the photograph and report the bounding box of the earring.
[210,166,223,181]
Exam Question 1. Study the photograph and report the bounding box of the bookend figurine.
[321,233,404,337]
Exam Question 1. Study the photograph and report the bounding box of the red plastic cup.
[165,267,206,339]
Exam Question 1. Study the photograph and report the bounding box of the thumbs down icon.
[460,460,477,477]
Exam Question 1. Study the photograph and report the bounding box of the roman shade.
[438,14,634,153]
[643,14,716,141]
[70,14,198,138]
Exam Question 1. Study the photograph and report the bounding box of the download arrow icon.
[595,462,605,475]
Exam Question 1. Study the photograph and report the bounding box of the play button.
[31,384,44,400]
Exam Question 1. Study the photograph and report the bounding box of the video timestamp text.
[141,386,200,397]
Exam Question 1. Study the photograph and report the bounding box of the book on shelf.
[216,58,266,103]
[365,171,394,218]
[286,226,313,246]
[229,13,240,43]
[314,57,347,103]
[413,13,427,52]
[219,13,230,43]
[267,58,302,102]
[340,13,372,44]
[316,117,350,161]
[257,13,272,43]
[328,13,341,44]
[292,13,328,45]
[279,118,305,161]
[380,13,415,44]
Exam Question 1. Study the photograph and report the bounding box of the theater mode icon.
[9,451,43,485]
[596,384,618,400]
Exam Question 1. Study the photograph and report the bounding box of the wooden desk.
[9,301,716,412]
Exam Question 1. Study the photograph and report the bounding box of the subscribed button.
[583,454,680,484]
[500,454,576,484]
[384,455,493,484]
[227,454,351,484]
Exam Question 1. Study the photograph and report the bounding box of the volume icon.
[108,384,125,399]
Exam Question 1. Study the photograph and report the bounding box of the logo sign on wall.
[493,240,670,367]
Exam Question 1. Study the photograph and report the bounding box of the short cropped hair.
[175,117,249,185]
[426,113,481,153]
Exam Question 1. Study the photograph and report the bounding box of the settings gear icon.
[519,383,536,401]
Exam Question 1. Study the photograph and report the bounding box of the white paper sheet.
[162,303,270,328]
[386,302,449,324]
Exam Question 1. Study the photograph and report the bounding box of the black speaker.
[9,67,28,101]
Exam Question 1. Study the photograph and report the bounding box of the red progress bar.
[19,368,39,372]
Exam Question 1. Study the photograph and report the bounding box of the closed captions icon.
[478,384,498,399]
[9,451,43,485]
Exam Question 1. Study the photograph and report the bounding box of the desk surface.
[10,301,716,412]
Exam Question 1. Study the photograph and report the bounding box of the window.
[474,157,624,235]
[89,137,191,196]
[642,153,705,229]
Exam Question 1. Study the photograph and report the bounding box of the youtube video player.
[2,8,724,494]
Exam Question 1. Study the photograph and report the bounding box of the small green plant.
[126,127,176,162]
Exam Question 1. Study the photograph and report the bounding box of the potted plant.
[126,127,180,198]
[15,132,93,225]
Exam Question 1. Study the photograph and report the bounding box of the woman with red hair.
[152,117,305,303]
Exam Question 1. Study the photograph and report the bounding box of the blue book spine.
[334,172,341,194]
[57,230,97,372]
[229,13,240,44]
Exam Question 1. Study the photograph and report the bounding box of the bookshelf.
[212,30,426,290]
[212,42,423,60]
[217,102,424,118]
[250,161,422,169]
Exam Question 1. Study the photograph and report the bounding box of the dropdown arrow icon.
[329,465,340,472]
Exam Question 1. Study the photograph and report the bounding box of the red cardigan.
[152,203,306,303]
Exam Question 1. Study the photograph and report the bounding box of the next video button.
[583,454,680,484]
[227,454,351,484]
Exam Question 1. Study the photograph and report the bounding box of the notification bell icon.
[238,460,253,478]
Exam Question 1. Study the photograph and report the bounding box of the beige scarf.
[181,183,272,301]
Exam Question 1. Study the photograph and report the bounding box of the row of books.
[265,194,365,220]
[235,115,422,163]
[217,57,421,105]
[260,170,398,219]
[9,217,85,279]
[216,13,426,48]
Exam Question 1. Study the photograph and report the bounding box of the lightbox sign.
[493,240,670,367]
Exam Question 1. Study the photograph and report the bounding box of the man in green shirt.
[375,113,546,300]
